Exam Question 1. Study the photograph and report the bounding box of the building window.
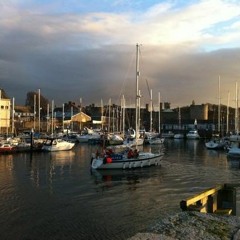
[5,106,8,109]
[1,106,4,109]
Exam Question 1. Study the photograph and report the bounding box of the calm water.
[1,139,240,240]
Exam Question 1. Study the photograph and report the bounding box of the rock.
[128,211,240,240]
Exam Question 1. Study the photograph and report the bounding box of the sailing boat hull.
[91,152,163,170]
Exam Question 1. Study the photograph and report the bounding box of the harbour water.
[1,139,240,240]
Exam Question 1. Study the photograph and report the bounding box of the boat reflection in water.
[227,155,240,169]
[48,150,75,166]
[2,139,240,240]
[91,166,162,190]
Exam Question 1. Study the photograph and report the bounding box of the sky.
[1,0,240,108]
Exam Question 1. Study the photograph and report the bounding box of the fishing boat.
[91,44,164,170]
[42,138,75,151]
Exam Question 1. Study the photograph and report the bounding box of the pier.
[180,184,238,215]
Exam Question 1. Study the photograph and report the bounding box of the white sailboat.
[91,44,164,170]
[205,77,227,149]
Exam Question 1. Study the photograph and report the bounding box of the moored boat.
[42,138,75,152]
[174,133,184,139]
[0,143,17,153]
[205,138,227,150]
[186,130,200,139]
[91,148,164,170]
[90,44,164,170]
[148,137,165,145]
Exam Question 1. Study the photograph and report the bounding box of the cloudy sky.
[1,0,240,108]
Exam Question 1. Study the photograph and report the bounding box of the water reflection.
[2,141,240,240]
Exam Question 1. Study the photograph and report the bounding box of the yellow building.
[0,90,11,134]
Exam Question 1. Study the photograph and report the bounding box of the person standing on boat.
[128,149,134,158]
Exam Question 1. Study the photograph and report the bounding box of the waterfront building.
[0,89,11,134]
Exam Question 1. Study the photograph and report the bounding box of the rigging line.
[118,48,136,102]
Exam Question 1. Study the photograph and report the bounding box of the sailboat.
[174,107,184,139]
[90,44,164,170]
[205,77,227,149]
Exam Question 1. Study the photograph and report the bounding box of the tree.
[0,88,9,99]
[25,91,49,116]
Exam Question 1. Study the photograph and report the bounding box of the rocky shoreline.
[128,211,240,240]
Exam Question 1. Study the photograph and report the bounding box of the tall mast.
[158,92,161,134]
[226,91,230,134]
[51,100,54,135]
[135,43,140,139]
[101,99,104,130]
[218,76,221,133]
[150,89,153,132]
[121,95,125,134]
[38,89,41,132]
[12,97,15,134]
[235,82,239,134]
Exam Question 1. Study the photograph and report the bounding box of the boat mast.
[178,106,181,132]
[122,95,125,135]
[158,92,161,134]
[135,44,140,143]
[226,91,230,134]
[38,88,41,132]
[101,99,104,130]
[235,82,239,134]
[218,76,221,134]
[11,97,15,134]
[51,100,54,135]
[150,89,153,132]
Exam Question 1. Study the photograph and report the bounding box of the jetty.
[180,184,237,215]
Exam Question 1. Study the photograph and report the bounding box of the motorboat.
[186,130,200,139]
[91,148,164,170]
[42,138,75,151]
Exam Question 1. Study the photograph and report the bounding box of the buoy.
[106,157,112,163]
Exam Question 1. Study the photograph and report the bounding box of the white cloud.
[0,0,240,107]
